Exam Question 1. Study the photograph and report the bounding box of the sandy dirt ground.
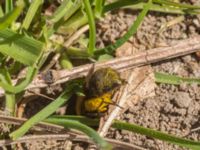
[1,1,200,150]
[96,2,200,149]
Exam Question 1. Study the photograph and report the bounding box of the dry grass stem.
[63,25,89,48]
[43,25,89,71]
[0,36,200,96]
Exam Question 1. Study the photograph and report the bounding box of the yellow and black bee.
[76,67,125,117]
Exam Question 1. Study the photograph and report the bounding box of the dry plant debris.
[98,41,156,137]
[0,35,200,98]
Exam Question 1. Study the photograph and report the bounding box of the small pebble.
[174,92,192,108]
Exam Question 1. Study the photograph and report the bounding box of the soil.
[96,1,200,149]
[1,1,200,150]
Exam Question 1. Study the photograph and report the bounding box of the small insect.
[76,67,125,117]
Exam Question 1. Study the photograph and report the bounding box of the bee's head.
[88,67,126,97]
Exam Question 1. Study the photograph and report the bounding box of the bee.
[76,67,125,117]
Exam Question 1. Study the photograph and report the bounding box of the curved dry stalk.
[0,36,200,97]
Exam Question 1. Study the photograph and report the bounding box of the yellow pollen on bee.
[84,93,112,113]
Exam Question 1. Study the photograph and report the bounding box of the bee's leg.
[96,97,107,113]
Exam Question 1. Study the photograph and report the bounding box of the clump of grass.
[0,0,200,149]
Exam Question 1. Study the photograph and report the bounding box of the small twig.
[183,126,200,137]
[0,36,200,97]
[44,25,89,71]
[63,25,89,48]
[191,127,200,133]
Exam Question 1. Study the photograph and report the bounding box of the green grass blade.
[95,0,104,18]
[57,10,88,35]
[9,83,77,140]
[0,1,24,30]
[46,115,99,126]
[0,6,4,17]
[112,120,200,150]
[153,0,200,9]
[94,0,152,56]
[155,72,200,85]
[0,29,44,66]
[47,0,82,37]
[104,0,141,12]
[46,116,200,149]
[59,53,73,69]
[0,68,12,85]
[104,0,197,15]
[49,0,74,23]
[83,0,96,56]
[45,117,111,150]
[66,47,89,58]
[5,92,15,116]
[5,0,13,13]
[0,67,37,94]
[130,3,200,15]
[0,67,15,115]
[63,0,82,21]
[22,0,44,30]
